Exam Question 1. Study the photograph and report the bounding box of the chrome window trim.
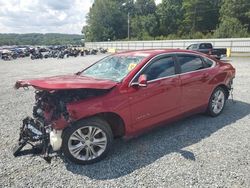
[129,52,216,86]
[147,74,179,84]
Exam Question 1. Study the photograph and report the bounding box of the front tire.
[62,117,113,165]
[207,87,226,117]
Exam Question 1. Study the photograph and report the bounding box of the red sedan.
[14,49,235,164]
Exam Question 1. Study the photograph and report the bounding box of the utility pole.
[193,5,197,32]
[122,2,130,40]
[127,12,130,40]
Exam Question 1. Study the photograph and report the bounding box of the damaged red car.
[14,49,235,164]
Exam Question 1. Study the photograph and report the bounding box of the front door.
[128,55,181,131]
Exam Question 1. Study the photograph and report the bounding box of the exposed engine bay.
[13,88,110,162]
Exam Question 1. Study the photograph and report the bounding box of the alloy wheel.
[68,126,107,161]
[211,89,225,114]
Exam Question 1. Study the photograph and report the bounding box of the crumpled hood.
[15,75,118,90]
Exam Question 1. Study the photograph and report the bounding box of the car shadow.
[64,100,250,180]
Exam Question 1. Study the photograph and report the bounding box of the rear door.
[128,54,181,130]
[177,53,213,113]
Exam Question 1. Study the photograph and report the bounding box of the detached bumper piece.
[13,117,53,163]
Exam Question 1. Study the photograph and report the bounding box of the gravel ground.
[0,55,250,187]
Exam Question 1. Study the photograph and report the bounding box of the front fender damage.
[13,88,111,163]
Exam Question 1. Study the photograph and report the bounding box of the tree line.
[0,33,83,46]
[83,0,250,41]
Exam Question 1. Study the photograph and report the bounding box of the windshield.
[80,55,145,82]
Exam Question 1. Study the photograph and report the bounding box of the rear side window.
[203,57,214,67]
[142,56,175,81]
[178,55,204,73]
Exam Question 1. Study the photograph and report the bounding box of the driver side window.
[139,56,176,81]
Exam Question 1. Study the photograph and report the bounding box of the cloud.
[0,0,160,34]
[0,0,93,34]
[42,0,73,10]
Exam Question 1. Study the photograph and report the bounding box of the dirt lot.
[0,55,249,187]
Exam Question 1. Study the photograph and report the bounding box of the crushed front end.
[13,88,107,162]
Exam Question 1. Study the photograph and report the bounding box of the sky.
[0,0,162,34]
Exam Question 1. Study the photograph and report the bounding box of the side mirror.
[131,74,148,87]
[138,74,148,87]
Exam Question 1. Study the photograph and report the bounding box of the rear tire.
[62,117,113,165]
[207,87,226,117]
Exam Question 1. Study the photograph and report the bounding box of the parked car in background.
[186,43,227,59]
[0,49,16,60]
[14,49,235,164]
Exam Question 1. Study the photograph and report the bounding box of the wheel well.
[217,84,230,99]
[74,112,126,138]
[98,112,125,138]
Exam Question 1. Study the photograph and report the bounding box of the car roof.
[115,49,205,57]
